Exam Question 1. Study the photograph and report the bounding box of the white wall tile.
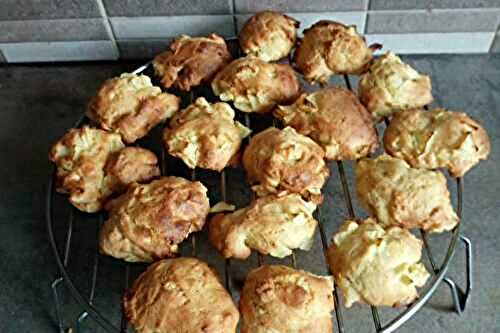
[292,12,367,35]
[366,9,500,34]
[365,32,495,54]
[1,41,118,62]
[110,15,235,40]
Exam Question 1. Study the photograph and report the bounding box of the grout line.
[488,31,498,52]
[366,8,500,14]
[490,21,500,52]
[362,11,368,34]
[95,0,120,59]
[232,0,238,37]
[365,0,371,11]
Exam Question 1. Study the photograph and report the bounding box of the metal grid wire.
[47,52,473,333]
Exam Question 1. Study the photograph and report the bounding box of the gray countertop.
[0,54,499,333]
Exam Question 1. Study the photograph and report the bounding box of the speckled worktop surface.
[0,54,498,333]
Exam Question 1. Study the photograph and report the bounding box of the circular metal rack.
[47,56,472,333]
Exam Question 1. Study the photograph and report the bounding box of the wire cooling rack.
[46,48,473,333]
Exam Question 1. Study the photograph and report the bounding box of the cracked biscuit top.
[49,126,160,213]
[212,56,301,113]
[239,11,298,62]
[209,192,318,259]
[356,154,459,233]
[384,108,490,177]
[240,265,335,333]
[295,20,376,85]
[274,87,378,160]
[328,218,430,307]
[153,34,232,91]
[87,73,180,143]
[123,258,239,333]
[99,176,209,262]
[358,52,433,122]
[164,97,251,171]
[242,127,329,203]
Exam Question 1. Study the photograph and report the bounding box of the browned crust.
[163,97,250,171]
[211,56,301,113]
[239,11,299,62]
[99,177,210,262]
[123,258,239,332]
[356,154,459,233]
[294,20,374,84]
[153,34,232,91]
[240,265,334,333]
[105,147,160,190]
[383,108,491,177]
[357,52,433,122]
[208,193,318,259]
[87,73,180,143]
[49,126,160,213]
[274,87,378,160]
[327,218,430,307]
[242,127,329,203]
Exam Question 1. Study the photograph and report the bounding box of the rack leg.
[50,207,74,333]
[51,278,66,333]
[443,236,473,314]
[74,214,102,332]
[75,312,88,333]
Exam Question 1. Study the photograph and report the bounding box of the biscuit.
[239,11,298,62]
[212,56,301,113]
[384,108,490,177]
[242,127,329,203]
[49,126,159,213]
[358,52,433,122]
[164,97,251,171]
[87,73,180,143]
[274,87,378,160]
[153,34,232,91]
[295,20,377,85]
[209,192,318,259]
[240,265,335,333]
[356,154,459,233]
[99,177,209,262]
[124,258,239,333]
[328,218,430,307]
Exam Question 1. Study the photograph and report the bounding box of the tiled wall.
[1,0,499,62]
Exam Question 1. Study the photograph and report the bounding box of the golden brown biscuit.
[328,218,430,307]
[124,258,239,333]
[209,192,318,259]
[274,87,378,160]
[99,177,209,262]
[384,108,491,177]
[240,265,335,333]
[356,154,459,233]
[163,97,251,171]
[212,56,301,113]
[153,34,232,91]
[242,127,329,203]
[358,52,433,122]
[295,20,378,85]
[49,126,159,213]
[239,11,299,62]
[87,73,180,143]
